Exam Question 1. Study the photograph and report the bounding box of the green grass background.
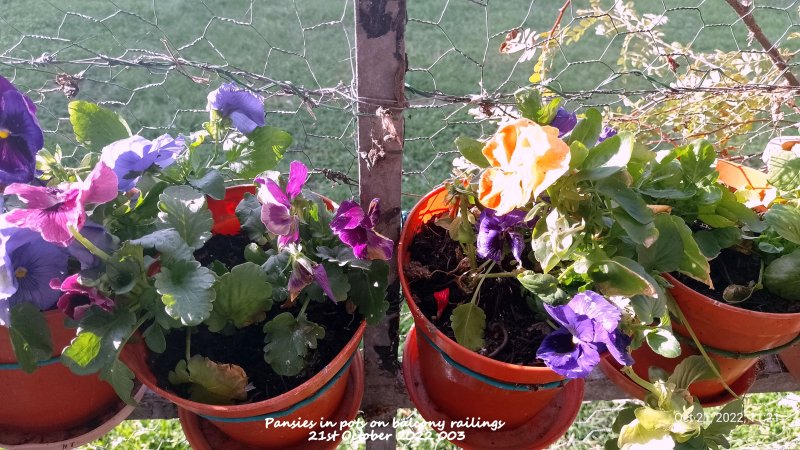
[2,0,799,448]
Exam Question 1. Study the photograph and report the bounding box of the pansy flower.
[287,252,337,303]
[67,221,115,270]
[51,274,114,321]
[476,208,528,264]
[4,162,118,245]
[330,199,393,261]
[549,107,577,137]
[478,118,571,216]
[0,75,44,185]
[258,160,307,248]
[207,83,265,134]
[0,225,68,326]
[536,290,633,378]
[100,134,184,192]
[598,126,617,143]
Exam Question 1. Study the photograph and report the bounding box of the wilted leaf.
[168,355,248,405]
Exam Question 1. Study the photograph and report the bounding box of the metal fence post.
[355,0,408,449]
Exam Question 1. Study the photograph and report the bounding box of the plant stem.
[185,327,192,362]
[474,269,524,279]
[459,198,477,269]
[469,261,496,306]
[299,296,312,317]
[622,366,657,393]
[68,225,111,261]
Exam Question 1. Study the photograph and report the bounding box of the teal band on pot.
[0,355,61,370]
[418,330,570,391]
[198,354,354,423]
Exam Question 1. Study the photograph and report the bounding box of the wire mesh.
[3,0,800,449]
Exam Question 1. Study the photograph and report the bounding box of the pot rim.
[122,319,366,418]
[398,185,563,383]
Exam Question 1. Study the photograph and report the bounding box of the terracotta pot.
[0,309,120,434]
[398,186,584,447]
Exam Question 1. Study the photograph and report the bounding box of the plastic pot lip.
[398,185,563,384]
[0,309,68,363]
[123,319,365,418]
[663,272,800,324]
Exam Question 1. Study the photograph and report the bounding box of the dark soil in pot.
[674,248,800,314]
[149,233,362,403]
[405,220,551,366]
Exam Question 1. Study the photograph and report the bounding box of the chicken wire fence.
[3,0,800,449]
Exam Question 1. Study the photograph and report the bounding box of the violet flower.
[598,126,617,143]
[287,253,337,303]
[549,107,577,137]
[4,162,118,246]
[476,208,527,264]
[0,76,44,185]
[67,221,115,270]
[536,291,633,378]
[258,160,307,248]
[207,82,265,134]
[330,199,393,261]
[100,134,184,192]
[0,226,68,326]
[52,274,114,321]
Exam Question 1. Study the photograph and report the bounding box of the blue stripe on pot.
[0,355,61,370]
[418,331,570,391]
[199,354,354,423]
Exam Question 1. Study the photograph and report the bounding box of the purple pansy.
[476,208,527,264]
[52,274,114,321]
[536,291,633,378]
[598,126,617,143]
[549,107,577,137]
[330,199,393,261]
[0,225,68,326]
[0,76,44,185]
[100,134,184,192]
[4,162,118,246]
[207,83,265,134]
[258,161,308,248]
[287,254,337,303]
[67,221,115,270]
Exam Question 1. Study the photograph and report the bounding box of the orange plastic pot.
[398,186,579,434]
[0,310,119,434]
[122,320,365,448]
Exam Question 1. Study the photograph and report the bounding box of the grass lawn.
[1,0,799,448]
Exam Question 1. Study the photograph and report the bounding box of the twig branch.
[724,0,800,87]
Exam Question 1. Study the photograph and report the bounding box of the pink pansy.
[257,160,307,248]
[51,274,114,321]
[4,162,118,246]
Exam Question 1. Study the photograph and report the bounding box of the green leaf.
[168,355,248,405]
[244,243,269,265]
[567,108,602,147]
[517,271,568,304]
[597,177,654,224]
[716,189,766,233]
[765,204,800,245]
[579,134,634,180]
[8,303,53,373]
[188,169,226,200]
[673,217,713,286]
[68,100,131,152]
[676,141,716,183]
[100,359,137,405]
[630,295,667,328]
[235,192,267,241]
[645,328,681,358]
[154,259,217,326]
[767,152,800,192]
[106,244,144,295]
[231,126,292,178]
[347,260,389,325]
[569,141,589,170]
[704,398,744,437]
[588,257,658,298]
[538,97,563,124]
[206,262,273,332]
[638,214,711,286]
[143,323,167,353]
[263,312,325,377]
[697,214,736,228]
[130,229,193,261]
[613,208,659,247]
[158,186,213,250]
[454,136,489,168]
[515,89,543,122]
[451,303,486,351]
[668,355,717,390]
[61,308,137,375]
[694,227,741,259]
[764,250,800,301]
[316,246,372,270]
[316,263,351,303]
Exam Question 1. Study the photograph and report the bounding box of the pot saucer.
[598,354,757,407]
[402,326,584,450]
[0,384,146,450]
[179,350,364,450]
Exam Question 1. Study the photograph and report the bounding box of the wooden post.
[355,1,408,449]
